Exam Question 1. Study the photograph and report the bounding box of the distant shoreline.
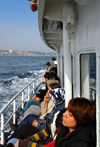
[0,55,56,56]
[0,50,56,56]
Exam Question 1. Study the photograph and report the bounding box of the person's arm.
[40,93,51,115]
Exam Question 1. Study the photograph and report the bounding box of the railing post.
[1,112,4,144]
[33,82,35,93]
[22,90,24,109]
[28,85,30,100]
[41,76,43,82]
[13,99,16,124]
[37,79,39,86]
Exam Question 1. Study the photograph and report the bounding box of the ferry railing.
[0,74,44,144]
[90,86,96,101]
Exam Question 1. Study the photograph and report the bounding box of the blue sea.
[0,56,56,131]
[0,56,56,109]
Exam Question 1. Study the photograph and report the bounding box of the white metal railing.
[0,74,44,144]
[90,86,96,101]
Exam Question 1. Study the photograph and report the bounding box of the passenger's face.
[62,109,77,132]
[45,78,48,82]
[52,60,55,64]
[48,86,52,91]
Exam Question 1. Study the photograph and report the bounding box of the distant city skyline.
[0,0,53,53]
[0,49,56,56]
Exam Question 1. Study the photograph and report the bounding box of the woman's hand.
[32,120,40,127]
[32,94,36,100]
[43,92,51,103]
[35,97,40,101]
[14,141,19,147]
[32,95,40,101]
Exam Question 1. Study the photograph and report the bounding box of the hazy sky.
[0,0,53,52]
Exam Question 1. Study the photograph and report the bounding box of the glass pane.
[80,54,96,101]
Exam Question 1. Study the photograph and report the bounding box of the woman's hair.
[56,108,66,129]
[68,97,95,127]
[55,108,66,135]
[49,83,61,89]
[50,67,57,74]
[52,57,56,61]
[46,62,50,66]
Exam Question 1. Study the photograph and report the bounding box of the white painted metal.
[37,0,100,146]
[63,2,74,107]
[41,77,43,82]
[33,82,35,93]
[1,113,4,144]
[81,54,89,99]
[60,55,64,88]
[28,85,30,100]
[22,91,24,109]
[13,99,16,124]
[92,90,94,101]
[97,54,100,147]
[56,49,60,77]
[37,79,39,86]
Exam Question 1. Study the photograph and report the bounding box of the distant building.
[9,49,13,53]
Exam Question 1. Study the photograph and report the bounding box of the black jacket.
[55,126,96,147]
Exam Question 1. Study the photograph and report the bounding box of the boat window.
[80,53,96,101]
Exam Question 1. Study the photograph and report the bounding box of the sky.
[0,0,53,52]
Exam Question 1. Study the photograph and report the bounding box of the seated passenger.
[12,97,96,147]
[19,80,60,121]
[20,72,50,115]
[50,67,57,75]
[6,83,65,141]
[48,72,60,83]
[7,108,66,146]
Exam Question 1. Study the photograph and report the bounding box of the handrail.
[0,75,44,115]
[0,74,44,144]
[90,86,96,101]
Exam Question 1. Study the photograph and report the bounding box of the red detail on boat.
[30,3,37,12]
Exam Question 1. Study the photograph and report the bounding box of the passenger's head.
[45,82,61,103]
[50,67,57,75]
[44,72,50,82]
[52,57,56,64]
[48,72,57,80]
[62,97,95,132]
[54,61,57,67]
[48,82,61,90]
[46,62,51,67]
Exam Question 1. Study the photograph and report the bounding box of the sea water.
[0,56,56,131]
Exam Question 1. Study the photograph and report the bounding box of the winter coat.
[55,125,96,147]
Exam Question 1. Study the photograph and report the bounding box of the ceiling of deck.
[38,0,89,51]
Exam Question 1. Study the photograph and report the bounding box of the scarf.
[50,88,65,106]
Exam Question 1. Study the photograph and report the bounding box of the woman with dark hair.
[55,97,96,147]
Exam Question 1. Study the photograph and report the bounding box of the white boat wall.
[37,0,99,146]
